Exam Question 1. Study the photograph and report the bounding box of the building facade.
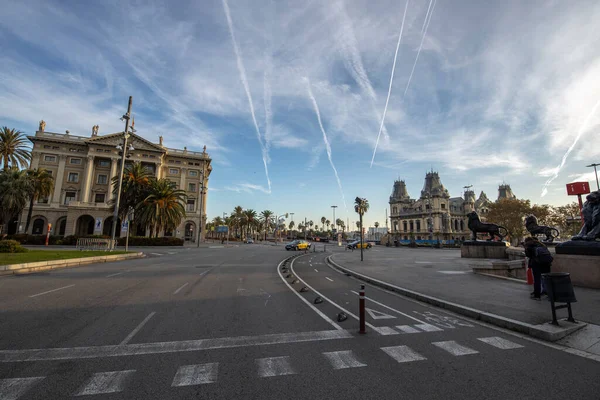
[389,172,515,241]
[21,126,212,241]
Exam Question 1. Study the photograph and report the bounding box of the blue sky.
[1,0,600,228]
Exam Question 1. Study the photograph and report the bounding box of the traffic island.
[0,251,144,276]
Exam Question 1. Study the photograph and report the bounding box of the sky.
[1,0,599,229]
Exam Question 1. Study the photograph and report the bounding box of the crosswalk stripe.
[0,377,44,400]
[478,337,524,350]
[172,363,218,386]
[414,323,443,332]
[323,350,367,369]
[396,325,420,334]
[257,356,296,378]
[381,345,427,363]
[75,370,135,396]
[432,341,479,356]
[373,326,399,335]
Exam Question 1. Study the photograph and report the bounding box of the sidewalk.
[329,247,600,340]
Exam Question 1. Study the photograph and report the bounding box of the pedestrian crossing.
[374,323,448,335]
[0,336,523,398]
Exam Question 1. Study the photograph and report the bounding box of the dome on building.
[420,171,450,199]
[390,180,411,203]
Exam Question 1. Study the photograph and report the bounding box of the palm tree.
[0,127,31,171]
[243,209,257,239]
[0,169,29,235]
[112,161,151,220]
[326,219,331,233]
[354,197,370,261]
[260,210,274,240]
[321,216,326,232]
[232,206,244,238]
[137,179,187,237]
[24,168,54,232]
[374,221,380,240]
[288,220,295,238]
[308,220,314,235]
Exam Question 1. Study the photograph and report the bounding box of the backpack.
[534,246,553,264]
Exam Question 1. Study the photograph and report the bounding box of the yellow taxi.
[285,240,312,251]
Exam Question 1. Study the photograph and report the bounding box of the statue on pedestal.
[525,215,559,243]
[92,125,99,136]
[39,120,46,132]
[466,211,507,241]
[572,190,600,241]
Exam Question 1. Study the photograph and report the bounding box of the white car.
[245,239,254,244]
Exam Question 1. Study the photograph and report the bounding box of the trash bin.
[542,273,577,303]
[541,272,577,325]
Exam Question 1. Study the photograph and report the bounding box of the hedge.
[5,234,183,246]
[0,239,29,253]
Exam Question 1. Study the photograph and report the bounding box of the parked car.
[245,238,254,244]
[346,240,372,249]
[285,240,311,251]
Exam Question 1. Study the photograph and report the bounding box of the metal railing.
[76,238,116,251]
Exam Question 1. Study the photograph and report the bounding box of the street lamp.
[586,163,600,190]
[197,169,206,248]
[110,96,133,251]
[276,213,288,243]
[331,205,337,232]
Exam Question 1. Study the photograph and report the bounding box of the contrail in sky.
[222,0,272,192]
[263,56,273,160]
[540,99,600,197]
[403,0,436,98]
[421,0,433,34]
[304,78,348,211]
[370,0,410,168]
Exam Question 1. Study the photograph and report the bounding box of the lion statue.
[572,190,600,241]
[525,215,559,242]
[466,211,507,241]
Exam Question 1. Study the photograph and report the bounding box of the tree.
[374,221,380,240]
[289,220,295,238]
[326,219,330,232]
[243,209,257,239]
[354,197,369,261]
[24,168,54,232]
[232,205,244,238]
[260,210,274,240]
[550,202,582,238]
[529,204,553,226]
[339,220,345,234]
[0,169,29,235]
[485,198,531,244]
[308,220,314,235]
[0,127,31,171]
[321,216,326,232]
[336,218,343,231]
[112,162,151,221]
[137,179,187,237]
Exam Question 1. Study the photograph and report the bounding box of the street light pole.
[197,170,205,248]
[586,163,600,190]
[110,96,132,251]
[331,205,337,232]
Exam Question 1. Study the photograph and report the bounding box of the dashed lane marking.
[29,284,75,298]
[477,337,524,350]
[432,341,479,356]
[414,323,443,332]
[257,356,295,378]
[325,277,334,282]
[323,350,367,369]
[173,283,189,295]
[120,312,156,346]
[75,370,135,396]
[372,327,399,335]
[150,253,163,256]
[314,269,319,272]
[106,270,129,278]
[381,345,427,363]
[171,363,218,386]
[0,377,44,400]
[395,325,421,334]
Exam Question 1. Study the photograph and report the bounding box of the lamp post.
[110,96,133,251]
[331,205,337,232]
[197,169,205,248]
[586,163,600,190]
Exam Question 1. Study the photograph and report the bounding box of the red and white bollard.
[359,284,366,334]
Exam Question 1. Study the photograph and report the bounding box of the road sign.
[566,182,590,196]
[121,221,129,233]
[216,225,229,233]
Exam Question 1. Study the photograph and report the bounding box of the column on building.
[180,168,187,192]
[51,155,67,204]
[155,162,163,179]
[30,152,41,170]
[109,158,118,200]
[81,155,95,203]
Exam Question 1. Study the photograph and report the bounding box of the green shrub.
[0,240,29,253]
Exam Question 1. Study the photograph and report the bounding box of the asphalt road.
[1,244,598,399]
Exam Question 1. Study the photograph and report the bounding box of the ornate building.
[20,124,212,241]
[389,172,513,241]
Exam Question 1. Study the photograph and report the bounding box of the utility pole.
[586,163,600,190]
[110,96,132,251]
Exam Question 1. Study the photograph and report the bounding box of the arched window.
[393,222,398,232]
[460,220,464,231]
[392,207,397,214]
[454,220,459,231]
[32,218,45,235]
[403,221,407,232]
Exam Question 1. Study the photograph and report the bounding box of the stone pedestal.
[461,240,509,259]
[555,240,600,256]
[552,253,600,289]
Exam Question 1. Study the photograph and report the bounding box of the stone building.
[388,172,512,241]
[20,126,211,241]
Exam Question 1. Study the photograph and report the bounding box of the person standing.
[523,237,553,300]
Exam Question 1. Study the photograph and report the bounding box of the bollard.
[359,284,366,334]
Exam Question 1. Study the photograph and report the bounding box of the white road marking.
[171,363,218,386]
[199,270,210,277]
[173,283,189,295]
[438,271,468,275]
[75,370,135,396]
[0,330,351,362]
[0,377,44,400]
[209,246,224,249]
[478,337,524,350]
[414,323,443,332]
[167,252,176,255]
[29,284,75,298]
[323,350,367,369]
[106,270,129,278]
[277,259,345,330]
[381,345,427,363]
[350,291,427,324]
[325,277,334,282]
[257,356,295,378]
[314,269,319,272]
[150,253,162,256]
[373,326,399,335]
[290,257,381,333]
[396,325,421,334]
[120,312,156,345]
[415,261,433,264]
[365,308,396,320]
[432,341,479,356]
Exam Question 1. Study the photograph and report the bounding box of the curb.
[326,255,585,342]
[0,252,145,276]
